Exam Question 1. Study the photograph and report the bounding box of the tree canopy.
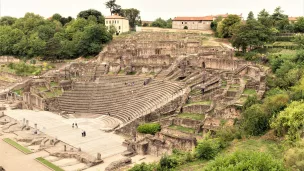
[0,11,112,60]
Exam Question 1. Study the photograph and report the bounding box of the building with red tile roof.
[172,14,242,30]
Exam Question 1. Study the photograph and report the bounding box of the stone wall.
[115,96,183,137]
[183,104,210,114]
[0,56,20,63]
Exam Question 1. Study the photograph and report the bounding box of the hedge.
[137,123,161,135]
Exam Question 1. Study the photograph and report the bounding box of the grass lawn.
[169,125,195,134]
[243,89,257,96]
[36,157,64,171]
[223,138,284,159]
[178,113,205,121]
[3,138,32,154]
[185,101,212,107]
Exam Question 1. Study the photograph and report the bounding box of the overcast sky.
[1,0,303,21]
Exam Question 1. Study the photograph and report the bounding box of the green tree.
[271,101,304,141]
[0,26,24,55]
[105,0,121,16]
[151,18,168,28]
[247,11,255,21]
[52,13,62,21]
[77,9,105,24]
[210,16,222,32]
[258,9,273,28]
[293,33,304,48]
[232,19,271,52]
[195,138,224,160]
[295,17,304,32]
[242,104,269,136]
[217,14,241,38]
[0,16,17,26]
[120,8,141,29]
[271,7,289,31]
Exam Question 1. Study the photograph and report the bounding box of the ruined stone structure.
[2,32,266,158]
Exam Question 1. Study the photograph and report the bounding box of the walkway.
[5,109,126,159]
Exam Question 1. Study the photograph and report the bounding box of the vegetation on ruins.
[203,151,286,171]
[137,123,161,135]
[0,10,113,60]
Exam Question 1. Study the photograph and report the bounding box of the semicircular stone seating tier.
[58,76,184,126]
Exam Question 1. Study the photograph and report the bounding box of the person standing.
[75,123,78,128]
[72,123,74,128]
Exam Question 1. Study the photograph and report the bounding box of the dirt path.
[0,134,50,171]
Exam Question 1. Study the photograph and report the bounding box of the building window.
[185,22,187,24]
[182,22,184,24]
[117,20,119,24]
[119,26,121,30]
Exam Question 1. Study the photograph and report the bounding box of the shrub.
[242,95,260,111]
[271,101,304,141]
[159,154,179,169]
[137,123,161,135]
[128,162,157,171]
[242,104,269,136]
[195,138,224,160]
[284,146,304,170]
[216,127,242,142]
[204,151,286,171]
[183,26,188,30]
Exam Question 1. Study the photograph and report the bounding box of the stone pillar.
[22,118,25,126]
[97,153,101,160]
[26,120,29,127]
[64,145,67,151]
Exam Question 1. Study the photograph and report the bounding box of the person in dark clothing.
[72,123,74,128]
[83,131,86,137]
[75,123,78,128]
[108,112,110,116]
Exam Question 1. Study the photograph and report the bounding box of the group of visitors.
[81,131,86,137]
[72,123,78,128]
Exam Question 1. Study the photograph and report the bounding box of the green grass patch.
[36,157,64,171]
[228,87,239,91]
[174,159,208,171]
[3,138,32,154]
[185,101,212,107]
[50,82,58,87]
[178,113,205,121]
[243,89,257,96]
[224,138,284,159]
[37,86,48,92]
[13,89,23,96]
[169,125,195,134]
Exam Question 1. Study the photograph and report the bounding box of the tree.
[52,13,62,21]
[77,9,105,24]
[120,8,141,29]
[271,101,304,141]
[271,7,289,31]
[151,18,167,28]
[242,104,269,136]
[105,0,121,16]
[231,19,271,52]
[204,151,286,171]
[247,11,255,21]
[217,14,241,38]
[258,9,273,28]
[295,17,304,32]
[293,33,304,48]
[0,16,17,26]
[195,138,224,160]
[210,16,222,32]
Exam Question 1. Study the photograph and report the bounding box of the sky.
[0,0,303,21]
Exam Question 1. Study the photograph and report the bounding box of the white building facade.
[105,15,130,34]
